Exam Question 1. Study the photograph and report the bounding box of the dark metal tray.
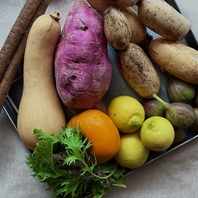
[3,0,198,178]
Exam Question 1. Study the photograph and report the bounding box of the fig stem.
[152,94,171,110]
[152,94,177,119]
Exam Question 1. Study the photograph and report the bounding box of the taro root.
[190,108,198,132]
[142,99,165,117]
[103,6,131,50]
[167,75,196,103]
[110,0,139,7]
[153,94,196,128]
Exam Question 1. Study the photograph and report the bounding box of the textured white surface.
[0,0,198,197]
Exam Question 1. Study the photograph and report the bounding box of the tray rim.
[2,0,198,195]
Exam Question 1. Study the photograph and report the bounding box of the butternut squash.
[17,11,66,150]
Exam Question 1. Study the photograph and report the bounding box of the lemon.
[107,95,145,133]
[115,131,150,169]
[140,116,175,152]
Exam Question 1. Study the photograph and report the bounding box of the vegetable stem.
[152,93,169,109]
[152,93,177,115]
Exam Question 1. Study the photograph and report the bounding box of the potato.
[137,0,191,41]
[117,42,160,98]
[103,6,131,50]
[54,1,112,110]
[121,7,147,45]
[148,38,198,84]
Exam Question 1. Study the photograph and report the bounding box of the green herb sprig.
[26,126,126,198]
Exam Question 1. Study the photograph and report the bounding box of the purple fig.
[142,99,165,117]
[167,76,195,103]
[190,108,198,131]
[195,91,198,107]
[173,128,186,144]
[153,94,196,128]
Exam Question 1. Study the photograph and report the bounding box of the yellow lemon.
[107,95,145,133]
[140,116,175,152]
[115,131,150,169]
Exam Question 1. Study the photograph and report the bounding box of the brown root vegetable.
[137,0,191,41]
[148,38,198,84]
[0,0,51,112]
[103,6,131,50]
[87,0,113,14]
[117,42,160,98]
[0,0,44,81]
[109,0,139,7]
[121,7,148,45]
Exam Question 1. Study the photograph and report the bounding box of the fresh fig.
[173,128,186,144]
[153,94,196,128]
[142,99,165,117]
[195,90,198,107]
[190,108,198,131]
[167,75,195,103]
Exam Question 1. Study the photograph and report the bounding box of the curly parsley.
[26,126,126,198]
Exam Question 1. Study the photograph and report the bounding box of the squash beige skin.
[121,7,147,45]
[148,38,198,85]
[117,42,160,98]
[17,11,66,150]
[137,0,191,41]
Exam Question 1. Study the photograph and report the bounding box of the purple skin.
[54,1,112,110]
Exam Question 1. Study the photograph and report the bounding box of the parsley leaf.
[26,126,126,198]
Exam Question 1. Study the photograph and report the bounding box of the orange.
[68,109,120,164]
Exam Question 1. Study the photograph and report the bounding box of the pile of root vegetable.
[1,0,198,197]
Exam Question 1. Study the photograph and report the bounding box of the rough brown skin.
[0,0,51,112]
[121,7,147,45]
[117,42,160,98]
[109,0,139,7]
[137,0,191,41]
[104,6,131,50]
[0,0,44,81]
[87,0,113,14]
[148,38,198,84]
[87,0,139,14]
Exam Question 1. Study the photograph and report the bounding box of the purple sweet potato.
[54,1,112,110]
